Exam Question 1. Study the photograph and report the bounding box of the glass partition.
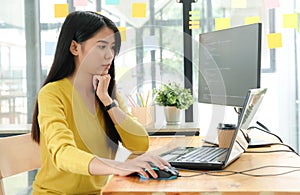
[0,0,299,192]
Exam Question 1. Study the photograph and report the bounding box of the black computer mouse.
[139,165,179,180]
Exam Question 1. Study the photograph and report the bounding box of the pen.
[138,93,145,107]
[127,94,136,107]
[145,90,150,107]
[135,93,142,107]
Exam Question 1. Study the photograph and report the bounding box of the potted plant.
[153,82,194,124]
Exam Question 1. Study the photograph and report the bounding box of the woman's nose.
[105,48,114,60]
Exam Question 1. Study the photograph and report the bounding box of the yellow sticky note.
[189,20,200,29]
[231,0,247,8]
[118,27,126,42]
[189,10,200,15]
[189,21,200,25]
[189,16,200,20]
[215,18,231,30]
[283,13,298,29]
[189,25,200,29]
[245,16,260,25]
[132,3,146,18]
[54,4,69,18]
[267,33,282,49]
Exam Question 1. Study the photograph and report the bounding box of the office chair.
[0,133,40,195]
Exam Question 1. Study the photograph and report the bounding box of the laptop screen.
[225,88,267,166]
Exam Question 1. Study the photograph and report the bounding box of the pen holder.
[217,123,236,148]
[131,107,155,128]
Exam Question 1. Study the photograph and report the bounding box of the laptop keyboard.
[174,147,227,162]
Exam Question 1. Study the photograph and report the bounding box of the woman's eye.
[98,45,106,49]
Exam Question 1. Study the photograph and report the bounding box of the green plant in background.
[153,82,194,110]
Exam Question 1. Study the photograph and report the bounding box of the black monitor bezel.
[198,23,262,108]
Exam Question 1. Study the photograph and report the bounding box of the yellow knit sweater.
[32,78,149,194]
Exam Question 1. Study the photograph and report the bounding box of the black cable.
[236,140,247,152]
[256,121,271,132]
[239,129,251,143]
[254,121,283,142]
[237,165,300,177]
[244,125,299,155]
[234,107,241,114]
[247,121,300,155]
[180,170,237,177]
[240,169,300,177]
[179,165,300,178]
[246,149,296,154]
[246,142,299,156]
[247,124,283,143]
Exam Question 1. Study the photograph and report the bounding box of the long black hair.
[31,11,122,151]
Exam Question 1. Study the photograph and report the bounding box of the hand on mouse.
[112,153,171,179]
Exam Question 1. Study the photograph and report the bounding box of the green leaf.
[153,82,194,109]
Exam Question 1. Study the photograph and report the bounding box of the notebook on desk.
[160,88,267,170]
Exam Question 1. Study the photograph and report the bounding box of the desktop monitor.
[198,23,262,108]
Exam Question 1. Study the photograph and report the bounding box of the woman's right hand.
[113,153,171,179]
[93,74,112,106]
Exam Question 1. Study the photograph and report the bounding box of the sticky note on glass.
[189,21,200,29]
[215,18,231,30]
[132,3,147,18]
[265,0,280,9]
[54,4,68,18]
[283,13,298,29]
[245,16,260,25]
[189,15,201,20]
[74,0,88,7]
[105,0,120,5]
[189,10,200,20]
[118,27,126,42]
[267,33,282,49]
[189,10,200,15]
[189,10,200,29]
[231,0,247,8]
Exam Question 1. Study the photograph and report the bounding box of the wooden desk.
[146,123,200,136]
[102,136,300,195]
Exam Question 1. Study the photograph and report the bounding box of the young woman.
[31,11,169,194]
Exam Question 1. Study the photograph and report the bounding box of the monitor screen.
[198,23,262,107]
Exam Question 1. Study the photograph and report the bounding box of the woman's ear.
[70,40,79,56]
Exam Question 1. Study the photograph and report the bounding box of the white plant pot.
[164,106,182,125]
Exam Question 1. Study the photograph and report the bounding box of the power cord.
[247,121,283,143]
[246,121,299,156]
[246,142,299,156]
[234,107,241,114]
[256,121,271,132]
[178,165,300,178]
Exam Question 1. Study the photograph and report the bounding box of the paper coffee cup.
[217,123,236,148]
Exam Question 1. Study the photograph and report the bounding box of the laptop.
[160,88,267,170]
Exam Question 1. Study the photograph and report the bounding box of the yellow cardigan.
[32,78,149,194]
